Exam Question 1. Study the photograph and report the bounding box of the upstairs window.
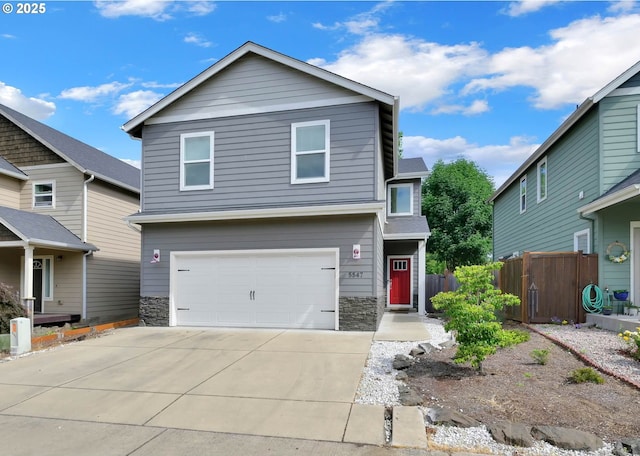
[291,120,330,184]
[537,157,547,203]
[33,181,55,208]
[520,175,527,214]
[180,132,214,191]
[388,183,413,216]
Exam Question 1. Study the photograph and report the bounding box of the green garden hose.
[582,284,605,313]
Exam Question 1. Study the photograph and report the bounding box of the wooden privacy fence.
[498,251,598,324]
[426,272,460,312]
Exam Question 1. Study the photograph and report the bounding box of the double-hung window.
[520,175,527,214]
[180,132,214,191]
[388,183,413,216]
[33,181,55,208]
[537,157,547,203]
[291,120,330,184]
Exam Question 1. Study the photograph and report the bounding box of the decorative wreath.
[606,241,630,263]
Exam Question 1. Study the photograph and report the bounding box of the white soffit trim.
[126,202,386,223]
[577,185,640,215]
[384,232,431,241]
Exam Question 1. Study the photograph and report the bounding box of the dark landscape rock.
[392,354,415,370]
[425,407,481,428]
[398,384,423,406]
[418,342,436,353]
[438,340,456,349]
[409,346,425,356]
[531,425,603,451]
[487,422,534,447]
[395,371,408,381]
[614,438,640,455]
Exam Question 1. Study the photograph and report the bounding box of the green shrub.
[530,348,551,365]
[569,367,604,384]
[499,329,530,347]
[0,282,27,334]
[431,262,520,371]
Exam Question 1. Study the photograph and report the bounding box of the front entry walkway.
[374,312,431,341]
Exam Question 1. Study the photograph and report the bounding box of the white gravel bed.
[535,323,640,385]
[355,316,635,455]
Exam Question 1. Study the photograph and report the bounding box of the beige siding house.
[0,103,141,325]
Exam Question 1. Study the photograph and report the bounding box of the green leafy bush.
[569,367,604,384]
[431,262,521,371]
[0,282,27,334]
[530,348,551,365]
[499,329,530,347]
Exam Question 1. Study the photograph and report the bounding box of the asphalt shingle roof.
[0,156,27,179]
[384,216,430,238]
[0,103,140,192]
[398,158,429,176]
[0,205,97,251]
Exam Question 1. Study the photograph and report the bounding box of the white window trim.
[32,180,56,209]
[520,175,527,214]
[291,119,330,184]
[387,183,414,216]
[573,228,591,254]
[180,131,214,191]
[537,157,547,203]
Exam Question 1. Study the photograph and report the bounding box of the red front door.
[389,258,411,305]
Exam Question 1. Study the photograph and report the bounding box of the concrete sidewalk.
[0,315,453,455]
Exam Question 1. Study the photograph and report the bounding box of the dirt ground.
[405,326,640,442]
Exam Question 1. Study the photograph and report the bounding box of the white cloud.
[94,0,215,20]
[59,82,132,102]
[184,32,212,48]
[431,99,490,116]
[141,81,183,89]
[503,0,563,17]
[463,14,640,109]
[2,34,16,39]
[313,1,394,35]
[403,135,539,188]
[267,12,287,23]
[608,0,637,13]
[113,90,163,118]
[0,82,56,120]
[310,34,488,112]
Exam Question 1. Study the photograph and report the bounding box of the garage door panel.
[174,250,336,329]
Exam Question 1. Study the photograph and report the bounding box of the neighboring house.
[491,60,640,306]
[123,42,430,331]
[0,103,141,325]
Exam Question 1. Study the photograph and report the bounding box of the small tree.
[431,262,520,372]
[0,282,27,334]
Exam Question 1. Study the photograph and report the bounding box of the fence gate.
[499,251,598,324]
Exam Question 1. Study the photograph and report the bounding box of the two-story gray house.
[123,42,430,331]
[0,103,141,325]
[491,60,640,308]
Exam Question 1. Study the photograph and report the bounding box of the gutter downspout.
[578,212,596,255]
[82,174,95,320]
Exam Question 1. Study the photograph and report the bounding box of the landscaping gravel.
[355,316,637,455]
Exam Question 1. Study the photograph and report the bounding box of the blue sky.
[2,0,640,188]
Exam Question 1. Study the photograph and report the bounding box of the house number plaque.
[348,272,364,278]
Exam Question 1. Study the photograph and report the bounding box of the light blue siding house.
[123,42,430,331]
[491,60,640,308]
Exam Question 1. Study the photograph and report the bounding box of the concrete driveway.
[0,326,400,455]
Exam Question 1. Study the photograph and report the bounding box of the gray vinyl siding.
[151,54,364,122]
[141,102,377,213]
[141,215,376,297]
[86,181,140,323]
[19,163,84,238]
[599,94,640,193]
[493,109,600,258]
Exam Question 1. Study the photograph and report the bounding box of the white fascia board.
[577,185,640,215]
[29,239,98,251]
[592,60,640,103]
[0,218,27,242]
[125,202,386,224]
[0,168,28,181]
[383,232,430,241]
[0,240,28,248]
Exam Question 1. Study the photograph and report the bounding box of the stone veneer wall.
[140,295,386,331]
[339,295,385,331]
[139,296,169,326]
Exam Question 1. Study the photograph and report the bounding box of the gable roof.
[0,104,140,193]
[0,205,97,251]
[122,41,399,178]
[396,158,429,179]
[577,168,640,215]
[0,156,27,180]
[490,60,640,202]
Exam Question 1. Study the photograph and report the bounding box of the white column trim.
[418,240,426,315]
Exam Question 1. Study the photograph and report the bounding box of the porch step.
[33,313,80,326]
[586,313,640,333]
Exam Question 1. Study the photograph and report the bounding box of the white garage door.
[172,249,338,329]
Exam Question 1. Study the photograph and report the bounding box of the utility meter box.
[10,317,31,356]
